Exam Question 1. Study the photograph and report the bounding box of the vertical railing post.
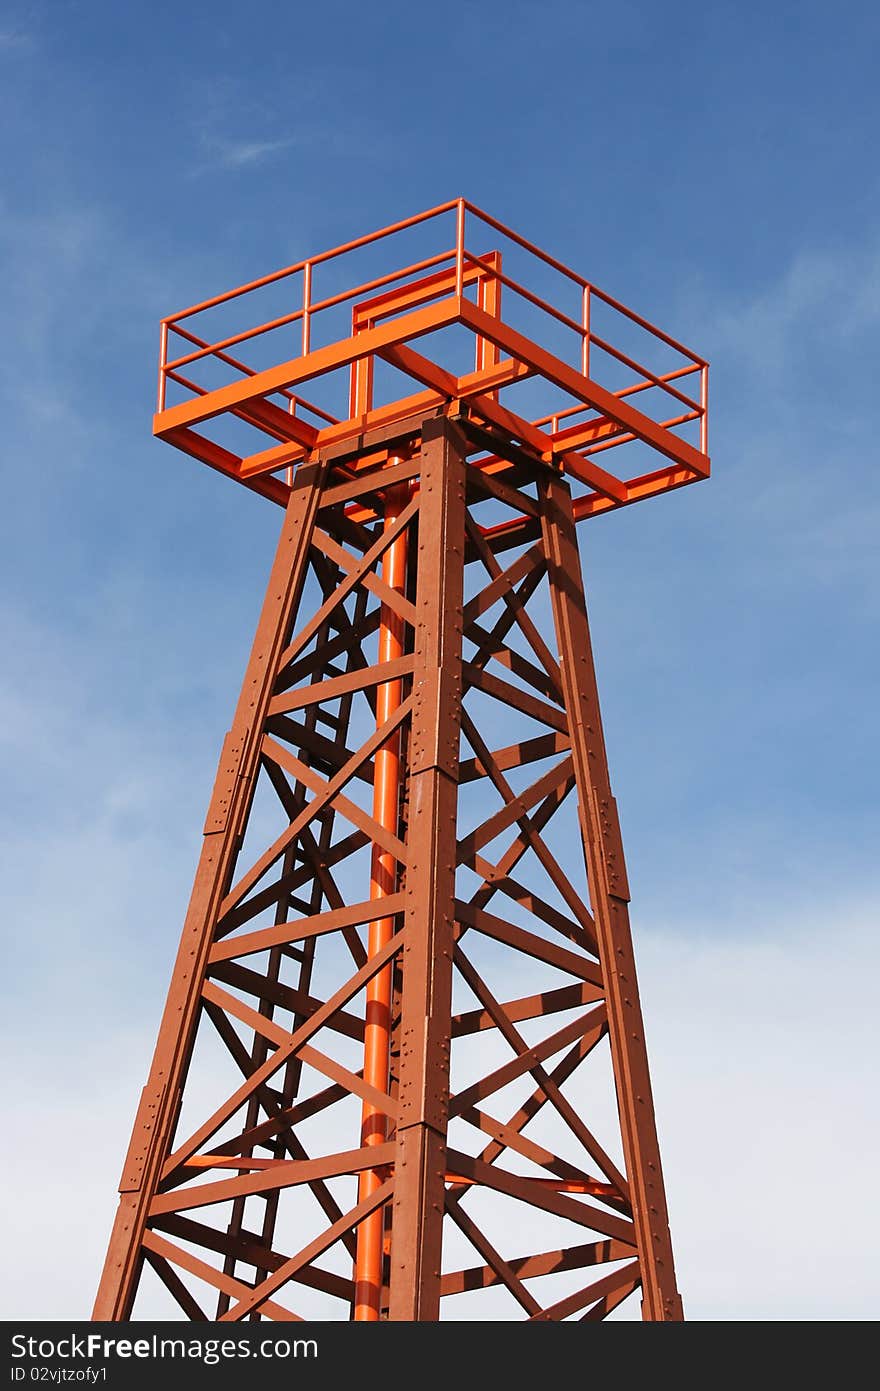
[455,199,465,298]
[301,262,312,357]
[581,285,591,379]
[700,364,709,456]
[158,322,169,412]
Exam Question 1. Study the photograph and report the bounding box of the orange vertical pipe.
[354,476,408,1320]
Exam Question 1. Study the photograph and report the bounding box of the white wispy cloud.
[193,133,298,175]
[217,136,295,167]
[712,240,880,384]
[0,29,31,50]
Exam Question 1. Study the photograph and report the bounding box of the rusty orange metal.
[94,202,709,1323]
[154,199,708,523]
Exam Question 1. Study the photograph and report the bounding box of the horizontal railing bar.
[163,267,305,327]
[533,363,701,428]
[589,333,702,412]
[165,249,458,374]
[464,250,584,338]
[463,200,589,290]
[588,283,706,366]
[617,361,699,398]
[167,326,339,424]
[164,200,460,325]
[164,367,209,398]
[166,307,306,371]
[305,200,458,270]
[306,249,456,319]
[581,408,701,457]
[166,322,300,404]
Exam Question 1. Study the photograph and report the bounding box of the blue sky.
[1,0,878,1320]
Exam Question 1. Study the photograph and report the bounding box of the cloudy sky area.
[0,0,878,1320]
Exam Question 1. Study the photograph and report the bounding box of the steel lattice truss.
[95,415,684,1322]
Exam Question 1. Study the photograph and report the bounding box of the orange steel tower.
[95,201,709,1323]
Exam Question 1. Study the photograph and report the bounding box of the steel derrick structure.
[95,200,709,1322]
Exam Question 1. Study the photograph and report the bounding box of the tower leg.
[388,418,466,1320]
[93,461,326,1320]
[540,474,684,1321]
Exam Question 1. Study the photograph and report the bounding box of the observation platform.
[154,199,709,533]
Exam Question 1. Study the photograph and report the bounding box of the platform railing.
[157,198,708,460]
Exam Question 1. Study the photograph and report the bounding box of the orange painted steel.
[354,475,409,1321]
[94,204,710,1323]
[152,198,709,524]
